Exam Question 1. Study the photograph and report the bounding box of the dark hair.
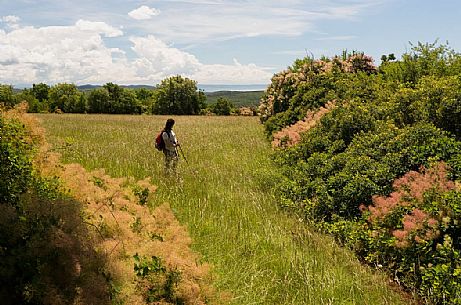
[165,118,175,130]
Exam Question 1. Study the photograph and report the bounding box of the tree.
[103,82,123,113]
[118,89,140,114]
[0,85,17,108]
[49,83,82,113]
[88,88,110,113]
[135,88,154,114]
[210,97,234,115]
[15,89,42,113]
[152,76,205,115]
[32,83,50,103]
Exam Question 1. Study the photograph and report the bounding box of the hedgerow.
[0,107,110,304]
[264,42,461,303]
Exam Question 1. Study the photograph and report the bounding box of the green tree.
[210,97,234,115]
[32,83,50,103]
[15,88,41,112]
[135,88,154,114]
[49,83,82,113]
[103,82,123,113]
[88,88,110,113]
[0,85,17,108]
[152,76,205,115]
[118,89,141,114]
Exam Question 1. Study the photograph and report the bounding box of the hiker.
[161,118,179,175]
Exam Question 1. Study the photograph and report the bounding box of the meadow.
[36,113,414,305]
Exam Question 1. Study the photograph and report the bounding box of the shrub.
[0,108,110,304]
[0,113,34,206]
[267,42,461,304]
[277,122,461,222]
[358,163,461,304]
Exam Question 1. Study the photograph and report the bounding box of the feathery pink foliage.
[272,100,336,148]
[259,54,376,120]
[368,162,454,222]
[367,162,455,247]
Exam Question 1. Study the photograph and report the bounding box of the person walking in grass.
[162,118,180,175]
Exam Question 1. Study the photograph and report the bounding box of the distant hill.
[205,90,264,108]
[198,84,268,92]
[76,84,264,107]
[77,84,155,92]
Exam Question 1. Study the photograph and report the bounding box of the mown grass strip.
[37,114,414,305]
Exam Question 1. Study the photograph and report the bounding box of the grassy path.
[37,114,413,305]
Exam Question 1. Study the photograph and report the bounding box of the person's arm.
[172,131,179,146]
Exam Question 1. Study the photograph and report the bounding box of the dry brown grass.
[14,105,219,305]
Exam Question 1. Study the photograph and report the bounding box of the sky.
[0,0,460,88]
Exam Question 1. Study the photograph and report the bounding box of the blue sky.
[0,0,460,87]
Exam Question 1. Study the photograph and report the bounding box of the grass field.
[36,114,414,305]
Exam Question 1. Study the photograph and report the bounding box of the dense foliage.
[207,97,235,115]
[2,76,256,116]
[152,75,205,115]
[263,42,461,303]
[0,109,109,304]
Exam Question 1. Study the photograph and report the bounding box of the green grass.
[36,113,414,305]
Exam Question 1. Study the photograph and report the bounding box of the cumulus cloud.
[1,15,21,30]
[131,35,200,74]
[192,61,272,85]
[129,35,272,84]
[0,20,135,85]
[128,5,160,20]
[0,20,272,86]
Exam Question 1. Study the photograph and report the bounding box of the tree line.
[0,75,247,116]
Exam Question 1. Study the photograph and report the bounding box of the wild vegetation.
[36,113,413,304]
[0,105,110,304]
[0,105,217,304]
[4,39,460,304]
[261,41,461,304]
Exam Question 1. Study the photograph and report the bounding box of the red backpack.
[154,131,165,151]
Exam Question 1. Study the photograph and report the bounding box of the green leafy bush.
[265,42,461,304]
[0,114,33,205]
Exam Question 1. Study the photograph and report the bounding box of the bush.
[357,163,461,304]
[0,113,34,206]
[278,122,461,222]
[0,109,110,304]
[266,43,461,304]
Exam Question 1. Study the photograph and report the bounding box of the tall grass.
[37,114,414,305]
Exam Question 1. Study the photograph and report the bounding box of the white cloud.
[192,61,272,85]
[0,20,272,86]
[131,35,200,75]
[128,5,160,20]
[129,35,272,84]
[1,15,20,24]
[75,19,123,37]
[127,0,382,44]
[1,15,21,30]
[0,20,135,85]
[315,35,356,41]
